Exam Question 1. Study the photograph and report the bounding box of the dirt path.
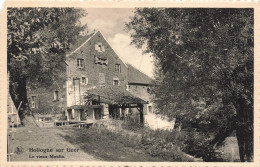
[9,127,101,161]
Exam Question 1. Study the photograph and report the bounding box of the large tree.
[127,8,253,161]
[8,8,87,125]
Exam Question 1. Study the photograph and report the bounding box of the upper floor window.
[94,55,108,65]
[54,90,59,101]
[77,58,84,68]
[31,96,36,108]
[95,43,105,52]
[115,64,121,73]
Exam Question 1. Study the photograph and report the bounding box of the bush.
[58,114,67,121]
[182,131,222,161]
[102,118,231,161]
[121,118,223,161]
[139,129,193,161]
[89,124,194,161]
[122,116,143,131]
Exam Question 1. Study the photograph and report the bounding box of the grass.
[59,127,162,161]
[9,126,98,161]
[122,118,240,162]
[59,126,195,162]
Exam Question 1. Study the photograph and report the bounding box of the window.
[95,43,105,52]
[98,44,102,51]
[147,88,151,93]
[113,80,119,85]
[77,58,84,68]
[31,96,36,108]
[82,77,87,84]
[115,64,121,73]
[94,55,108,65]
[148,106,153,113]
[113,77,119,86]
[54,90,59,101]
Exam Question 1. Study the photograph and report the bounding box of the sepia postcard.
[0,1,259,167]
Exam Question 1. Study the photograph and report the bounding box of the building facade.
[27,31,155,123]
[65,31,129,107]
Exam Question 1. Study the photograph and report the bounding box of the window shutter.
[95,44,99,50]
[77,60,79,67]
[85,77,89,85]
[94,56,99,63]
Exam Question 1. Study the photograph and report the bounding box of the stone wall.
[27,69,67,114]
[66,32,128,106]
[26,31,154,117]
[127,84,152,102]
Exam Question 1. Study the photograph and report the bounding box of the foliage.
[183,131,219,161]
[122,115,143,131]
[127,8,253,161]
[61,126,194,162]
[8,8,86,87]
[7,8,87,124]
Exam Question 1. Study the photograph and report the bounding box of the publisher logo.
[14,146,24,154]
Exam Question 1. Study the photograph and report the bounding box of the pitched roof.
[66,32,96,57]
[66,31,153,85]
[127,63,153,85]
[83,85,148,105]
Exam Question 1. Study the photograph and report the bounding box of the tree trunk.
[138,104,144,126]
[9,76,36,126]
[234,100,253,162]
[236,120,253,162]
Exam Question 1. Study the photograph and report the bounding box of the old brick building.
[27,31,154,124]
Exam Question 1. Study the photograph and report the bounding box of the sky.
[80,8,154,78]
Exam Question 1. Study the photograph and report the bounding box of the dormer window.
[115,64,121,73]
[77,58,84,68]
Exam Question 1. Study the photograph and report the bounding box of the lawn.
[59,127,163,161]
[9,127,98,161]
[59,126,194,162]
